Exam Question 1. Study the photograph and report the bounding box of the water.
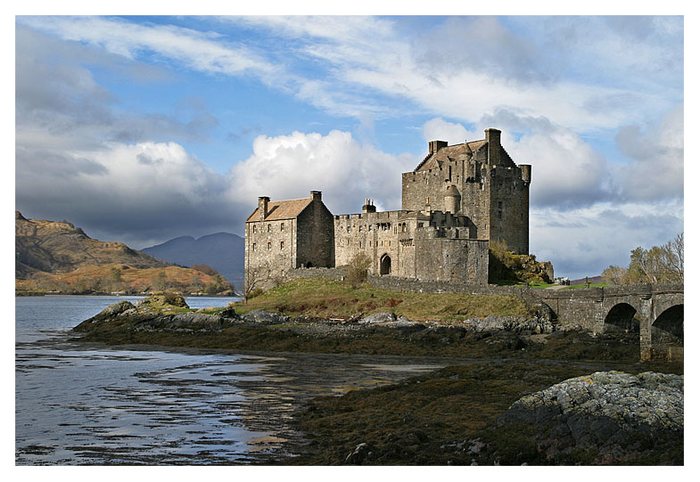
[15,296,447,465]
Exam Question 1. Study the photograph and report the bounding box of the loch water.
[15,296,447,465]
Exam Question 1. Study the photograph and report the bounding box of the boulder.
[240,309,289,324]
[499,371,683,464]
[358,312,396,324]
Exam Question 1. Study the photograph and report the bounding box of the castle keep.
[245,128,531,290]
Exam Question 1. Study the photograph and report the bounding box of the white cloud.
[422,118,480,145]
[19,16,278,78]
[229,130,416,214]
[19,16,682,132]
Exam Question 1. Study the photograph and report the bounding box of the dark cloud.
[15,25,234,246]
[614,105,683,202]
[414,17,556,84]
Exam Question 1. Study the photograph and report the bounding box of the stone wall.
[244,217,298,291]
[286,267,347,282]
[400,130,531,255]
[296,194,335,269]
[414,233,488,284]
[488,162,530,254]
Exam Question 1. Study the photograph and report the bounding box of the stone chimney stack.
[485,128,502,165]
[310,190,322,202]
[362,198,377,214]
[258,196,270,220]
[428,140,448,155]
[520,164,532,185]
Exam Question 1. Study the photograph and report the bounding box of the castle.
[244,128,531,291]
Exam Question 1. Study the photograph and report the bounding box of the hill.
[142,232,244,288]
[15,211,233,295]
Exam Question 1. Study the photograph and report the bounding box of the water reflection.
[16,297,447,465]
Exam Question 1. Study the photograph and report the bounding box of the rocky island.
[71,281,683,465]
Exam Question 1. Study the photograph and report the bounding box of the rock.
[240,309,289,324]
[139,293,188,309]
[73,301,137,330]
[358,312,397,324]
[499,371,683,463]
[345,442,372,465]
[133,312,227,333]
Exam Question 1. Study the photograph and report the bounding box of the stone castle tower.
[245,128,531,290]
[401,128,531,254]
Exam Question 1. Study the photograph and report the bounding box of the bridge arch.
[603,302,640,334]
[652,304,683,359]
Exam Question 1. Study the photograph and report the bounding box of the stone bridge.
[535,284,684,361]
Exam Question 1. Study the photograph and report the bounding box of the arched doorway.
[380,254,391,276]
[603,303,640,334]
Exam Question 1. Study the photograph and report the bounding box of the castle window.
[280,241,284,250]
[359,225,363,232]
[267,242,271,250]
[252,243,256,251]
[252,225,257,233]
[497,201,503,220]
[418,223,424,228]
[267,224,271,232]
[281,222,285,231]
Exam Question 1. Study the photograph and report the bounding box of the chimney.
[310,190,322,202]
[362,198,377,214]
[520,164,532,184]
[485,128,501,165]
[428,140,448,155]
[258,196,270,220]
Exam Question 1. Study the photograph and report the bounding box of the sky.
[14,13,685,279]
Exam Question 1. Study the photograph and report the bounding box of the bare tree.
[244,262,272,301]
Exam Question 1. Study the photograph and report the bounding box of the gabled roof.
[246,198,312,223]
[414,140,487,172]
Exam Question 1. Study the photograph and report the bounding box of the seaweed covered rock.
[73,294,240,336]
[494,371,683,464]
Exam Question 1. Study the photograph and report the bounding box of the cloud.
[531,201,684,279]
[614,104,684,202]
[20,16,682,133]
[229,130,416,214]
[16,140,243,247]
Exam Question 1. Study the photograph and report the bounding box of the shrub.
[346,253,372,288]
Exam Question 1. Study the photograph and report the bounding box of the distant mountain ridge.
[142,232,245,289]
[15,211,233,295]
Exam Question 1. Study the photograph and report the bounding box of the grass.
[566,282,608,290]
[233,278,529,322]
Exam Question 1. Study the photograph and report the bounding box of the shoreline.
[67,292,683,465]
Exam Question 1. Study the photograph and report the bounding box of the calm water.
[15,296,446,465]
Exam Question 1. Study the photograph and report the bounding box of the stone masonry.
[245,128,530,290]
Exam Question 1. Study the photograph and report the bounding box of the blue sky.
[14,14,685,279]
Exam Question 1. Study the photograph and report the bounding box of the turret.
[444,185,461,214]
[520,164,532,185]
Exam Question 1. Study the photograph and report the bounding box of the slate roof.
[246,198,312,223]
[414,139,487,172]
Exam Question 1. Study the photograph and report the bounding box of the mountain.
[15,211,233,295]
[142,232,245,289]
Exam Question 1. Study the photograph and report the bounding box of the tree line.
[602,233,683,285]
